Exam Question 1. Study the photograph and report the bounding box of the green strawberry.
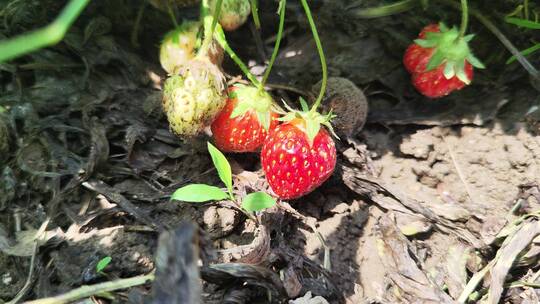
[209,0,251,31]
[162,59,226,137]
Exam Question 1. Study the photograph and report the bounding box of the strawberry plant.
[172,142,276,213]
[261,0,337,200]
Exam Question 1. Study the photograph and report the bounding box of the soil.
[1,0,540,303]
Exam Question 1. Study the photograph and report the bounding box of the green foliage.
[171,184,229,202]
[242,192,276,212]
[96,256,112,273]
[172,142,276,214]
[505,17,540,64]
[207,142,233,197]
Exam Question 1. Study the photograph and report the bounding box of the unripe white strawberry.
[162,59,226,137]
[159,21,200,75]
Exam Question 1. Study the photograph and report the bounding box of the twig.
[442,135,477,205]
[0,0,90,62]
[24,272,155,304]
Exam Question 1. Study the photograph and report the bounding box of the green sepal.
[466,53,485,69]
[230,101,251,119]
[426,49,445,71]
[439,22,449,32]
[299,97,309,111]
[454,60,470,84]
[305,118,321,144]
[463,34,475,42]
[257,111,271,131]
[414,38,437,48]
[443,62,455,79]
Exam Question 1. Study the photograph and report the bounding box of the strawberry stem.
[249,0,261,29]
[299,0,327,113]
[210,0,223,36]
[459,0,468,38]
[259,0,286,92]
[166,2,179,28]
[213,26,261,86]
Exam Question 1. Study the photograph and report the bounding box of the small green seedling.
[171,142,276,213]
[96,256,112,274]
[505,17,540,64]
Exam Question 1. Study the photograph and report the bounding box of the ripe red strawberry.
[261,118,337,200]
[211,84,279,152]
[403,23,484,98]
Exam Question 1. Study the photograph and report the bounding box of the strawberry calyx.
[415,23,484,84]
[278,98,337,146]
[228,84,277,131]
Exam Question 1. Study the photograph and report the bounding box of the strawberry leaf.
[466,53,485,69]
[207,142,233,197]
[242,192,276,212]
[426,49,445,71]
[506,43,540,64]
[305,118,320,145]
[171,184,229,202]
[96,256,112,273]
[506,17,540,29]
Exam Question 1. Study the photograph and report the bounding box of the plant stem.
[348,0,419,19]
[299,0,327,113]
[250,0,261,29]
[459,0,468,38]
[214,26,260,86]
[259,0,286,92]
[198,0,215,57]
[167,1,179,27]
[0,0,90,63]
[25,272,155,304]
[210,0,223,36]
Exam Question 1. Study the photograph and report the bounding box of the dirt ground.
[1,0,540,303]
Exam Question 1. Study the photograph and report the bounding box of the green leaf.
[242,192,276,212]
[305,119,321,145]
[299,97,310,111]
[207,142,233,196]
[96,256,112,273]
[426,49,445,71]
[171,184,229,202]
[506,43,540,64]
[506,17,540,29]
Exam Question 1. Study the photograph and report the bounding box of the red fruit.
[211,85,279,152]
[403,23,484,98]
[261,119,337,199]
[412,60,473,98]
